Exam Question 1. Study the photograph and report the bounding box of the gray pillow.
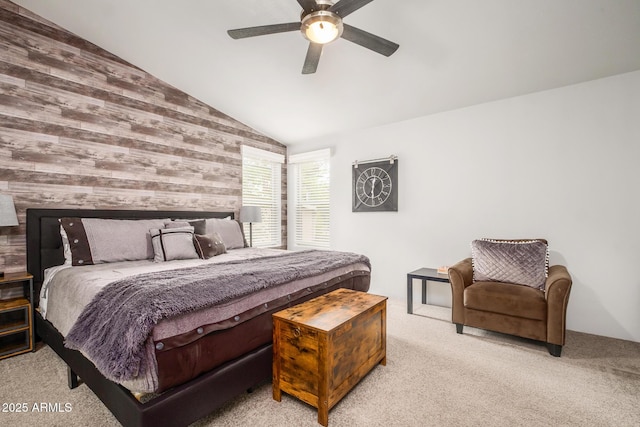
[471,239,549,289]
[204,218,247,249]
[60,217,169,266]
[150,226,199,262]
[187,219,207,235]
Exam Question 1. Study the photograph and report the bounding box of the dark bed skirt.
[37,311,272,427]
[154,270,371,391]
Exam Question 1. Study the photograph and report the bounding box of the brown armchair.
[448,249,572,357]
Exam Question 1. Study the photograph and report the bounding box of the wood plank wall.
[0,0,288,274]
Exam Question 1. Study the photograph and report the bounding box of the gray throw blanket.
[64,250,370,382]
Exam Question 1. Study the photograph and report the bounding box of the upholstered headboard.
[26,208,234,303]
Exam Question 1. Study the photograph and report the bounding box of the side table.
[0,271,34,359]
[407,267,450,314]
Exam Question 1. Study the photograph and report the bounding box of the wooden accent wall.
[0,0,288,274]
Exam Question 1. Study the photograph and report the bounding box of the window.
[242,146,284,247]
[289,149,330,249]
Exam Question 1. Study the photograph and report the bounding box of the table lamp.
[0,195,19,278]
[239,206,262,247]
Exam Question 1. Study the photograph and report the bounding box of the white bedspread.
[41,248,285,335]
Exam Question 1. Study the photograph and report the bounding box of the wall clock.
[352,157,398,212]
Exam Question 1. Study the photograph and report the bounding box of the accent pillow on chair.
[471,239,549,289]
[448,238,572,357]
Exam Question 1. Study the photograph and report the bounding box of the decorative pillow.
[187,219,206,235]
[471,239,549,289]
[204,218,247,249]
[193,232,227,259]
[59,218,169,266]
[150,226,199,262]
[165,219,206,235]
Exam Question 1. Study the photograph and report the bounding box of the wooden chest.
[272,288,387,426]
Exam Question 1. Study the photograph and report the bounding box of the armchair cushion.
[464,281,547,320]
[471,239,549,289]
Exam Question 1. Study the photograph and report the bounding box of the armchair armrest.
[545,265,572,346]
[448,258,473,324]
[448,258,473,287]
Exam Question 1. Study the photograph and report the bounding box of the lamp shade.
[0,195,18,227]
[239,206,262,223]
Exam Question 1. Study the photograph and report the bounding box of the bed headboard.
[26,208,234,300]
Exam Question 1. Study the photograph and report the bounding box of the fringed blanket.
[64,250,370,382]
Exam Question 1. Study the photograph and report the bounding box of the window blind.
[289,149,330,249]
[242,146,283,248]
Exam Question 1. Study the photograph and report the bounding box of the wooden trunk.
[272,288,387,426]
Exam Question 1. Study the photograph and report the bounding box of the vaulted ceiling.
[11,0,640,144]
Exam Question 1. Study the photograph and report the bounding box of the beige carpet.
[1,301,639,427]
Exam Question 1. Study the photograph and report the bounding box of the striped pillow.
[150,227,199,262]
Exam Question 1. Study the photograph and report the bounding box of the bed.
[26,208,371,427]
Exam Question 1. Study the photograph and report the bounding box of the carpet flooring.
[1,301,639,427]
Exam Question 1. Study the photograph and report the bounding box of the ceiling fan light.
[301,11,343,44]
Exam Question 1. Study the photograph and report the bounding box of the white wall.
[289,70,640,342]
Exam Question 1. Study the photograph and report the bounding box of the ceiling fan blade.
[341,23,399,56]
[228,22,300,39]
[297,0,319,14]
[302,43,323,74]
[329,0,374,18]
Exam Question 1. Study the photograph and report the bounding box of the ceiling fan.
[227,0,399,74]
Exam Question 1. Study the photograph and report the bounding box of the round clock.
[352,159,398,212]
[355,167,392,207]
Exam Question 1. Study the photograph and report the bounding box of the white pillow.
[150,226,199,262]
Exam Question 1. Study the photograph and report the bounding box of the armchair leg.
[455,323,463,334]
[547,343,562,357]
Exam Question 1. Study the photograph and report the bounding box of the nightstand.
[407,267,450,314]
[0,272,34,360]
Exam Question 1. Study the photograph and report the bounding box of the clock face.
[352,159,398,212]
[355,167,392,207]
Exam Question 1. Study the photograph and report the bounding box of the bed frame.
[26,208,370,427]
